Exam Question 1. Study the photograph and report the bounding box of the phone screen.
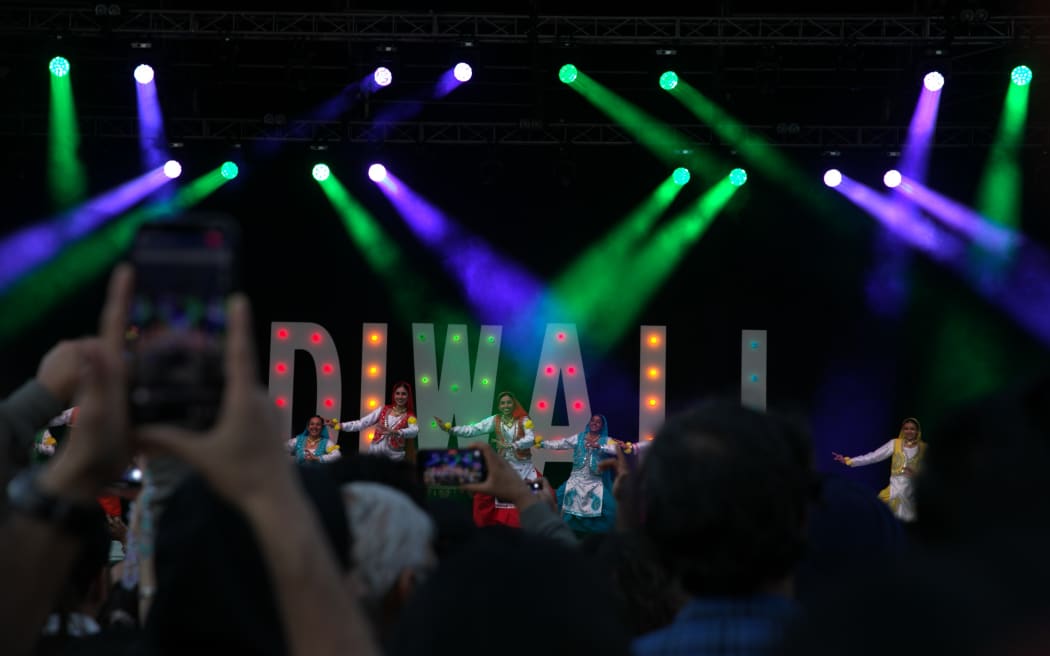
[418,448,487,486]
[126,219,238,429]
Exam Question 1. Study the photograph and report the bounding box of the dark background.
[0,0,1046,493]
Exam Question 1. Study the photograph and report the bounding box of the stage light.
[453,62,473,82]
[729,168,748,187]
[672,167,691,185]
[923,71,944,91]
[659,71,679,90]
[823,169,843,188]
[559,64,578,84]
[220,161,239,180]
[133,64,154,85]
[373,66,393,87]
[883,169,902,188]
[163,160,182,179]
[367,163,387,182]
[1011,65,1033,86]
[49,56,70,77]
[312,163,330,181]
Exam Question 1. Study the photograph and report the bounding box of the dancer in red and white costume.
[330,381,419,462]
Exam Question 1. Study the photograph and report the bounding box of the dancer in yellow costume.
[833,417,926,522]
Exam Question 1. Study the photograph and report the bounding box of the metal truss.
[1,8,1049,46]
[2,115,1046,149]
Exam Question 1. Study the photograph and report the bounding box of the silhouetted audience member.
[341,481,436,644]
[793,472,906,608]
[144,466,351,656]
[331,452,427,509]
[388,527,631,656]
[771,411,907,609]
[632,399,811,656]
[582,531,685,637]
[784,374,1050,656]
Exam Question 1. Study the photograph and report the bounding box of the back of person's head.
[794,473,906,607]
[581,530,683,637]
[389,528,630,656]
[331,452,426,508]
[146,465,350,656]
[640,398,810,597]
[342,481,436,603]
[914,372,1050,544]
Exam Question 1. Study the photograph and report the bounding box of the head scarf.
[390,380,416,416]
[294,415,329,463]
[897,417,923,442]
[495,391,528,420]
[582,414,610,440]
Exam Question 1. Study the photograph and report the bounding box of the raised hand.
[832,452,849,465]
[135,295,296,514]
[40,265,135,500]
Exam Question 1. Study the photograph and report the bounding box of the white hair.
[341,482,436,600]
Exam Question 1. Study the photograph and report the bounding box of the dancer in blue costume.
[286,415,342,464]
[517,414,621,535]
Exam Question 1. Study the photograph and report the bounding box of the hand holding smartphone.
[126,217,239,430]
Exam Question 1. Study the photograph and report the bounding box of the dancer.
[329,381,419,462]
[435,391,538,527]
[287,415,341,464]
[516,413,621,535]
[833,417,926,522]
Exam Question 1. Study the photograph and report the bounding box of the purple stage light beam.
[435,63,472,97]
[135,73,170,171]
[835,173,1050,347]
[0,166,171,292]
[836,174,961,263]
[899,80,944,183]
[897,177,1019,254]
[373,172,546,334]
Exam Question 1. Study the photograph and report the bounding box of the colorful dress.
[286,432,342,465]
[845,438,926,522]
[336,406,419,461]
[450,414,538,527]
[520,417,619,534]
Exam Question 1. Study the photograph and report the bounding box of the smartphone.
[418,448,487,486]
[126,217,239,429]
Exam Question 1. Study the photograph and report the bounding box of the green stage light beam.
[48,61,87,209]
[667,79,841,218]
[0,168,236,342]
[316,174,441,322]
[976,76,1031,230]
[591,177,739,350]
[562,68,723,180]
[915,291,1017,433]
[549,174,684,329]
[165,166,230,208]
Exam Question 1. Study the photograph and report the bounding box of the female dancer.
[435,391,537,527]
[516,414,621,535]
[329,381,419,462]
[287,415,342,464]
[833,417,926,522]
